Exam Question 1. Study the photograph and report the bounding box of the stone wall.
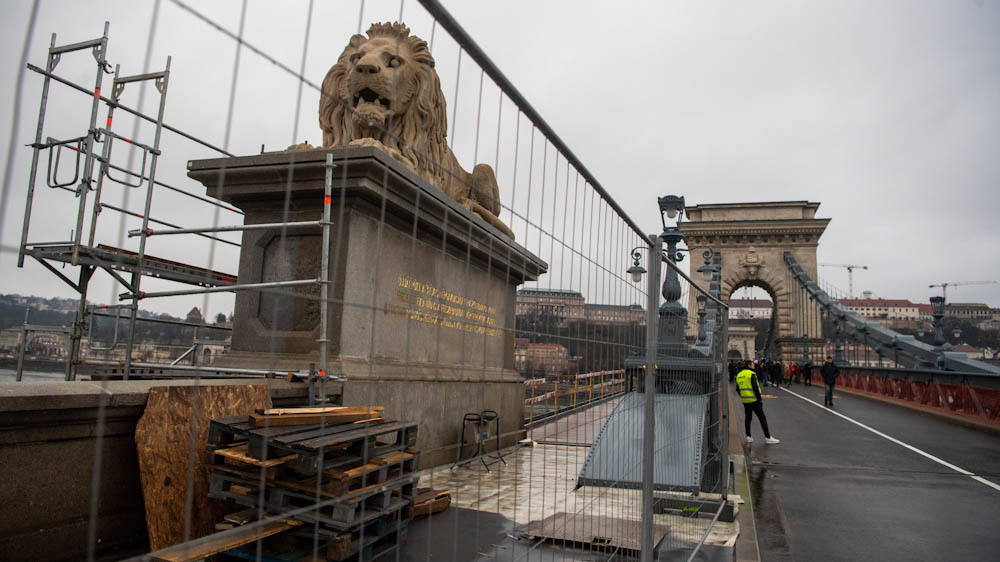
[0,379,317,561]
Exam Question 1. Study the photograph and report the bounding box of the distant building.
[515,288,585,326]
[916,302,999,330]
[513,341,569,377]
[728,298,772,320]
[953,343,988,361]
[947,303,992,322]
[840,298,919,330]
[185,307,205,324]
[917,304,934,325]
[583,303,645,325]
[0,329,23,355]
[516,288,644,326]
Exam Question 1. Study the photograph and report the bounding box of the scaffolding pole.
[128,220,321,237]
[122,57,171,380]
[62,24,111,381]
[121,278,320,300]
[317,154,335,402]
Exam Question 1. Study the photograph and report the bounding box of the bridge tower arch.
[680,201,830,363]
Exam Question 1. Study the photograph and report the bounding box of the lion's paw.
[284,142,317,152]
[349,138,386,149]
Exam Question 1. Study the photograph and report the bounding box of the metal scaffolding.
[16,24,342,392]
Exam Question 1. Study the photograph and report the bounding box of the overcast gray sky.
[1,0,999,321]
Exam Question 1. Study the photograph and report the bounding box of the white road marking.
[779,387,1000,493]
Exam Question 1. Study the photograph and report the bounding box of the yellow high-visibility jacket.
[736,369,760,404]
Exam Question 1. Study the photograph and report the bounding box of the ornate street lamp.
[930,296,947,350]
[695,295,708,344]
[627,247,647,284]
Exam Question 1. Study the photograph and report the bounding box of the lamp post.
[695,295,708,344]
[930,296,947,350]
[657,195,688,356]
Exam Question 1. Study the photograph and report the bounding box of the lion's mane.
[319,22,450,191]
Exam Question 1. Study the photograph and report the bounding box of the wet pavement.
[736,382,1000,561]
[408,399,739,560]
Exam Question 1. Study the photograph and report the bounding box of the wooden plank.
[268,418,390,445]
[223,508,260,526]
[249,410,380,427]
[214,443,296,467]
[135,385,271,551]
[329,452,415,480]
[413,489,451,517]
[148,518,302,562]
[259,406,385,416]
[293,422,415,452]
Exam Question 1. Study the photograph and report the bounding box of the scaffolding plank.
[24,242,236,287]
[576,392,709,492]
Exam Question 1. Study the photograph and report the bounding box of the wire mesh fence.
[1,1,737,560]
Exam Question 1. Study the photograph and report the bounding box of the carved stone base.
[188,147,547,467]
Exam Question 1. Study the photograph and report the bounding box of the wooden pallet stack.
[205,406,420,561]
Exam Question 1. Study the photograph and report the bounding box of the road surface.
[736,381,1000,561]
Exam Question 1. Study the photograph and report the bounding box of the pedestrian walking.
[736,360,780,444]
[770,360,784,388]
[821,355,840,407]
[803,360,814,386]
[757,360,769,387]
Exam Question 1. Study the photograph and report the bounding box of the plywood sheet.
[135,384,271,551]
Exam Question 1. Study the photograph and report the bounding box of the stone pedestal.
[188,147,546,467]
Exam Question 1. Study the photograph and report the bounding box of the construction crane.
[929,280,1000,300]
[819,263,869,299]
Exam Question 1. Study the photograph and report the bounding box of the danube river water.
[0,368,67,382]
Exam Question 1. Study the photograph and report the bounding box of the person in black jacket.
[769,360,783,388]
[820,355,840,407]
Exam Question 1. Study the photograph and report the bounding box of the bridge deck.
[408,398,738,560]
[740,381,1000,561]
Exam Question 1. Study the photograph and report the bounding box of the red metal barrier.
[828,367,1000,425]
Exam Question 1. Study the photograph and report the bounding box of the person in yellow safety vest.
[736,360,780,444]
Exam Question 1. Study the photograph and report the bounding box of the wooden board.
[259,406,384,416]
[135,384,271,551]
[249,410,380,427]
[413,488,451,517]
[214,443,297,467]
[148,517,301,562]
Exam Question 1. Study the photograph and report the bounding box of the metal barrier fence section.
[1,2,736,560]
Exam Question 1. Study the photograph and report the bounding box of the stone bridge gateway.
[682,201,829,362]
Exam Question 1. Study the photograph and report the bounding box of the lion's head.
[319,22,448,187]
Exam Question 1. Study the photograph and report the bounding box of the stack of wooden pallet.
[205,406,420,561]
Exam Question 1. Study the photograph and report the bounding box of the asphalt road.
[735,382,1000,561]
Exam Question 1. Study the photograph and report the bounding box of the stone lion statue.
[312,22,514,239]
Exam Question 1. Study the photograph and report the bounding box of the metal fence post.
[529,383,535,424]
[641,235,661,562]
[720,311,730,501]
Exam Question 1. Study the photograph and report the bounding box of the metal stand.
[452,410,507,472]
